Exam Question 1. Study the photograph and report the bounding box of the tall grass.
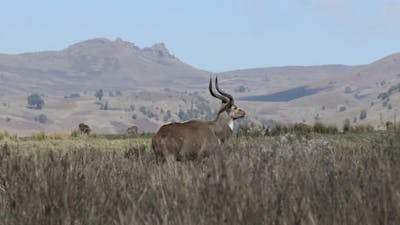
[0,132,399,225]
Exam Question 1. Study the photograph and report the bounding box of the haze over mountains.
[0,38,399,135]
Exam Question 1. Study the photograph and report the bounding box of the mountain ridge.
[0,38,399,134]
[0,38,209,95]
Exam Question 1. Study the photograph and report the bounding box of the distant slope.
[219,64,356,94]
[0,38,209,95]
[220,53,400,96]
[220,52,400,129]
[0,38,399,134]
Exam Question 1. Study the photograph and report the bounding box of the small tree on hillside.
[95,89,104,100]
[34,114,48,124]
[360,109,367,120]
[27,94,44,109]
[343,118,351,132]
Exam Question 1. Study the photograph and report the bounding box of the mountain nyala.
[152,76,246,162]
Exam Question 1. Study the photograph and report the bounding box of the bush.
[95,89,104,100]
[34,114,48,124]
[343,118,351,132]
[351,124,374,132]
[269,124,290,136]
[139,106,156,119]
[359,109,367,120]
[293,123,313,134]
[0,132,19,140]
[313,122,326,133]
[47,133,69,140]
[100,102,109,110]
[31,131,47,141]
[386,122,400,131]
[337,105,346,112]
[70,129,81,138]
[236,123,265,137]
[313,122,338,134]
[163,110,172,122]
[234,85,248,93]
[27,94,44,109]
[178,109,189,121]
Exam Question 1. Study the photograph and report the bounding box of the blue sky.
[0,0,399,72]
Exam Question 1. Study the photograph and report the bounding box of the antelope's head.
[209,76,246,120]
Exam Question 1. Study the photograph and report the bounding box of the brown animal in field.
[127,125,138,136]
[78,123,91,134]
[152,76,246,163]
[386,121,394,130]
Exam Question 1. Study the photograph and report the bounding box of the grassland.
[0,130,399,225]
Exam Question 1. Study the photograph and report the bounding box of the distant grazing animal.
[127,125,138,136]
[386,121,394,130]
[152,76,246,163]
[78,123,91,134]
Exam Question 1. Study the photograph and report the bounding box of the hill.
[220,53,400,128]
[0,38,208,95]
[0,38,399,134]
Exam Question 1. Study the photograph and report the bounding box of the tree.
[27,94,44,109]
[343,118,351,132]
[100,101,109,110]
[95,89,104,100]
[359,109,367,120]
[34,114,48,124]
[234,85,247,93]
[337,105,346,112]
[344,86,352,93]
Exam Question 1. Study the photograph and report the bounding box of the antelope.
[152,76,246,162]
[127,125,139,136]
[78,123,91,134]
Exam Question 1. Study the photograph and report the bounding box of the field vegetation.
[0,128,399,225]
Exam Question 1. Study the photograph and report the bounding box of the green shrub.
[351,124,374,132]
[293,123,313,134]
[343,118,351,132]
[359,109,367,120]
[313,122,338,134]
[27,93,44,109]
[31,131,47,141]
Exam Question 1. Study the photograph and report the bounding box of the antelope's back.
[151,120,214,158]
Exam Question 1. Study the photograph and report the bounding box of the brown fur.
[127,125,138,135]
[78,123,91,134]
[152,77,245,163]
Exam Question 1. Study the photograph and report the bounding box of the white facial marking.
[228,119,234,131]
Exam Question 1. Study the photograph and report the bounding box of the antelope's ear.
[223,101,233,111]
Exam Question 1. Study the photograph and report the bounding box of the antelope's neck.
[228,119,234,131]
[213,112,234,142]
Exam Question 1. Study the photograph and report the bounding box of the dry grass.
[0,131,400,225]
